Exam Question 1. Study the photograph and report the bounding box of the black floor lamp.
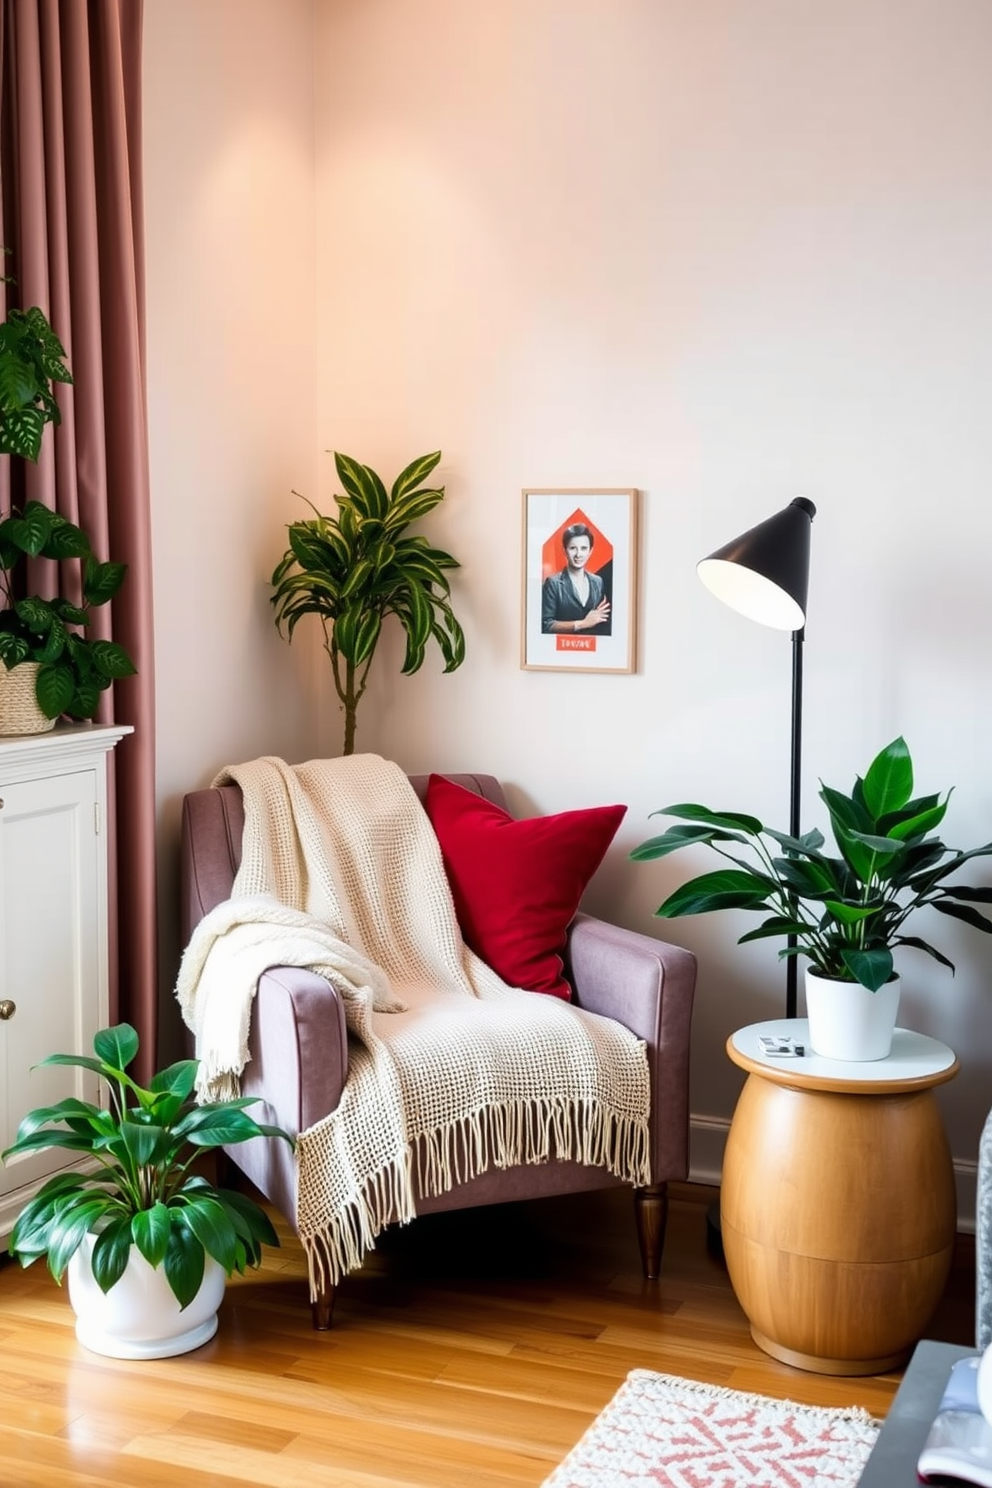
[696,495,817,1020]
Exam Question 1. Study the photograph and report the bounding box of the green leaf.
[120,1119,170,1167]
[3,502,53,556]
[90,1216,135,1294]
[41,515,90,560]
[149,1060,199,1102]
[649,803,764,835]
[384,487,445,534]
[894,935,956,972]
[932,899,992,933]
[940,885,992,903]
[839,947,893,991]
[629,824,748,861]
[821,899,881,925]
[334,452,387,519]
[772,856,839,896]
[82,558,127,606]
[339,555,377,602]
[764,827,827,854]
[179,1196,238,1272]
[173,1103,288,1148]
[46,1197,112,1283]
[861,736,913,819]
[389,450,442,502]
[94,1023,140,1072]
[656,869,775,918]
[737,915,811,944]
[87,640,136,682]
[131,1203,172,1269]
[216,1188,280,1251]
[34,662,74,718]
[163,1222,206,1309]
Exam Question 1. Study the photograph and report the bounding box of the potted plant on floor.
[632,736,992,1059]
[271,449,466,755]
[1,1022,293,1359]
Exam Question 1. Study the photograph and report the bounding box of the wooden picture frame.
[521,487,638,673]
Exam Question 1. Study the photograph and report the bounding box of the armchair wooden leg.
[634,1184,669,1280]
[311,1282,337,1330]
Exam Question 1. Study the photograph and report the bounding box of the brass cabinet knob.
[0,1000,15,1020]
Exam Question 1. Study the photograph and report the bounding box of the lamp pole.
[787,624,804,1021]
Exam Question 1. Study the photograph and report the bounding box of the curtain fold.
[1,0,157,1079]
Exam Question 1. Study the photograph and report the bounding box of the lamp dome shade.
[697,497,816,631]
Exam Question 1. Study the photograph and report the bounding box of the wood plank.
[0,1182,975,1487]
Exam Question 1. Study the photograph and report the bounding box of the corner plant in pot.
[1,1022,292,1359]
[271,449,466,755]
[631,736,992,1060]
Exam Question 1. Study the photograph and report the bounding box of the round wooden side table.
[721,1019,959,1376]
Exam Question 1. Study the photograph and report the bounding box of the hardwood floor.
[0,1182,976,1487]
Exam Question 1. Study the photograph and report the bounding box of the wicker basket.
[0,662,57,735]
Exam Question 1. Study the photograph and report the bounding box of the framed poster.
[521,487,638,673]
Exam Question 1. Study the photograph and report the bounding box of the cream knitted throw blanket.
[176,754,650,1294]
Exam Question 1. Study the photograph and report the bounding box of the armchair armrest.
[566,913,696,1185]
[241,967,349,1135]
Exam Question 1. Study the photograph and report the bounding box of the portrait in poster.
[521,488,638,673]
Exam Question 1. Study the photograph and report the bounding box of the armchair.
[179,771,696,1328]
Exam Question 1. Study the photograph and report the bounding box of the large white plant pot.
[67,1238,226,1359]
[804,968,901,1062]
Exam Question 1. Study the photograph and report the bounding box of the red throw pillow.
[425,774,626,999]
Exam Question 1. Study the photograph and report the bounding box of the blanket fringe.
[298,1096,650,1298]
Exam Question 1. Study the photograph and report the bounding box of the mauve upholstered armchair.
[179,771,697,1329]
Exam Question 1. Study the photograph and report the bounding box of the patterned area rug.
[543,1370,881,1488]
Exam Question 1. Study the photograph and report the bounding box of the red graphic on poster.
[540,509,613,580]
[541,508,614,651]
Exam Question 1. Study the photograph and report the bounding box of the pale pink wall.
[141,0,992,1209]
[311,0,992,1205]
[143,0,320,1052]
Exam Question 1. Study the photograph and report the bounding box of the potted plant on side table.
[632,736,992,1060]
[1,1022,292,1359]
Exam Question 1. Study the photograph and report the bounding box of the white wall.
[144,0,992,1209]
[143,0,320,1052]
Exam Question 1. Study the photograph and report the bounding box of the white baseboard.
[688,1115,977,1235]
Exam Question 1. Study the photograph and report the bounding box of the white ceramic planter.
[804,968,901,1062]
[67,1238,226,1359]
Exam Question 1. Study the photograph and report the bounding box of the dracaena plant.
[631,736,992,992]
[1,1023,293,1309]
[271,450,465,755]
[0,500,136,719]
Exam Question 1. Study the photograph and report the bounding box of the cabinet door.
[0,769,102,1215]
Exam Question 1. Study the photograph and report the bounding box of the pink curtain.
[1,0,157,1079]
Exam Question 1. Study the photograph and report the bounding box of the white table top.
[730,1019,957,1086]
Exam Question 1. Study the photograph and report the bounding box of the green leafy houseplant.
[271,450,466,755]
[1,1023,292,1309]
[0,500,136,719]
[0,298,73,461]
[632,736,992,992]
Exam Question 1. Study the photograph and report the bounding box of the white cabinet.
[0,723,131,1245]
